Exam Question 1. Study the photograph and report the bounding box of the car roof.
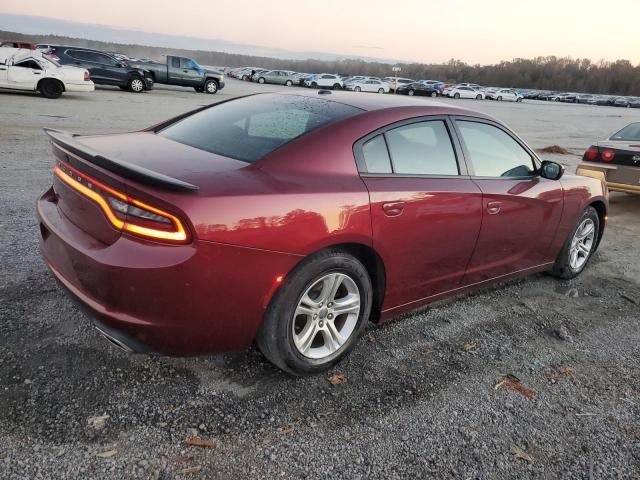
[262,91,491,118]
[0,47,42,63]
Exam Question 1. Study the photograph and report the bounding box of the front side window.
[159,94,362,163]
[385,121,459,175]
[457,121,535,177]
[181,58,199,70]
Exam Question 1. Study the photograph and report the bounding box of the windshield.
[39,55,61,67]
[159,94,363,163]
[611,123,640,141]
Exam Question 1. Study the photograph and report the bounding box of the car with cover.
[0,47,94,98]
[37,91,608,375]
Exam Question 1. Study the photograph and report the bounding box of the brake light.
[84,70,90,81]
[584,146,599,160]
[54,161,189,243]
[601,149,616,162]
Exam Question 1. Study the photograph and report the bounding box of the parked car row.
[521,89,640,107]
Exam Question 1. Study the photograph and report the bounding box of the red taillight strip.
[54,163,188,243]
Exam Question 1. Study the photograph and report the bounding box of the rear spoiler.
[44,128,199,192]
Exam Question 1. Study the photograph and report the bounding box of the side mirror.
[540,160,564,180]
[117,62,125,68]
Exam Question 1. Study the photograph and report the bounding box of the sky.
[2,0,639,65]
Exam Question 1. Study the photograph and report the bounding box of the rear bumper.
[37,186,300,355]
[576,163,640,194]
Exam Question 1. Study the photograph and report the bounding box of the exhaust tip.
[95,326,135,353]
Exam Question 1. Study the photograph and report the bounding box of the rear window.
[611,123,640,141]
[158,94,362,162]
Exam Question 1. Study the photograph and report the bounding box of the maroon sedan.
[38,91,608,374]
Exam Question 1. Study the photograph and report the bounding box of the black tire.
[333,83,341,90]
[285,80,293,87]
[476,94,483,100]
[430,91,437,97]
[256,250,373,375]
[204,79,218,94]
[354,86,361,93]
[194,86,204,92]
[407,89,415,96]
[128,76,145,93]
[497,96,503,101]
[258,77,265,84]
[454,93,460,99]
[311,82,318,88]
[39,79,63,99]
[549,206,600,280]
[377,88,384,94]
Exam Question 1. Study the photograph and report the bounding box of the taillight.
[84,70,91,81]
[584,146,599,160]
[600,149,616,162]
[54,161,189,244]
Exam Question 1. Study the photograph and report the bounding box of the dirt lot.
[1,80,639,479]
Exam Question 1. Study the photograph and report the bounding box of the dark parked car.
[396,81,438,97]
[37,91,608,375]
[42,45,153,92]
[577,122,640,195]
[132,56,224,94]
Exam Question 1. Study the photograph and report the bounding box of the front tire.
[430,91,437,97]
[549,206,599,279]
[128,77,145,93]
[454,93,460,99]
[408,89,415,96]
[377,88,384,94]
[258,77,265,84]
[354,86,361,93]
[476,94,483,100]
[256,250,373,375]
[285,80,293,87]
[204,79,218,94]
[39,79,63,99]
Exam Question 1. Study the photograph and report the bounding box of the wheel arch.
[278,242,386,324]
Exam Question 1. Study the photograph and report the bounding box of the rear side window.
[362,136,392,173]
[611,123,640,140]
[457,121,535,177]
[385,121,459,175]
[159,94,362,163]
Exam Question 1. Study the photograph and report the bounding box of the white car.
[490,88,523,102]
[344,78,390,94]
[305,74,343,89]
[0,48,94,98]
[448,86,485,100]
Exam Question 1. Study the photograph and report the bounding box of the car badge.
[633,155,640,164]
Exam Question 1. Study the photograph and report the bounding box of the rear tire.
[333,83,341,90]
[39,79,63,99]
[128,77,145,93]
[377,88,384,94]
[408,89,415,96]
[430,91,437,97]
[285,80,293,87]
[497,96,503,101]
[454,92,460,99]
[476,94,483,100]
[354,86,361,93]
[256,250,373,375]
[258,77,265,84]
[549,207,599,279]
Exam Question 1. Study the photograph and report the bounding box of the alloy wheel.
[569,218,596,270]
[130,78,144,92]
[292,273,361,359]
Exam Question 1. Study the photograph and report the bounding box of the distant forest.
[3,30,639,95]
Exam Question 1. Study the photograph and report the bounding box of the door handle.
[382,201,405,217]
[182,69,189,73]
[486,201,501,215]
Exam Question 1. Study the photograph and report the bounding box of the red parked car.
[37,91,608,374]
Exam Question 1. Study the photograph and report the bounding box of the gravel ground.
[1,80,640,479]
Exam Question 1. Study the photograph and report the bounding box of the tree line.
[3,30,639,95]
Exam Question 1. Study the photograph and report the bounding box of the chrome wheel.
[569,218,595,270]
[292,273,361,360]
[205,80,218,93]
[130,78,144,92]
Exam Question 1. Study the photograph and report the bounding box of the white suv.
[305,74,343,89]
